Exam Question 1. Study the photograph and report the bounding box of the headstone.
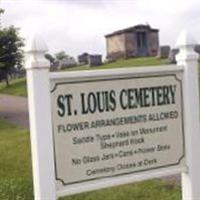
[78,53,89,64]
[88,54,102,67]
[194,44,200,54]
[157,45,170,58]
[169,48,179,63]
[59,57,77,69]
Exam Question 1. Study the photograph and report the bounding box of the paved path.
[0,94,29,128]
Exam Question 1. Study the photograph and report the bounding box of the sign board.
[50,70,185,192]
[25,33,200,200]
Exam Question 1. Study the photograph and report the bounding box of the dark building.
[78,53,102,67]
[78,53,89,64]
[105,24,159,60]
[88,54,102,67]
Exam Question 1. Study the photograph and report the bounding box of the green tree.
[55,51,69,61]
[0,8,4,18]
[45,53,55,65]
[0,25,24,86]
[0,8,4,29]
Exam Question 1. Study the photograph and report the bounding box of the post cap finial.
[25,33,48,53]
[175,29,199,64]
[25,34,50,70]
[175,29,197,48]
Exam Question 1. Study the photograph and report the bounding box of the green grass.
[0,78,27,96]
[0,119,33,200]
[67,57,169,71]
[61,180,181,200]
[0,120,181,200]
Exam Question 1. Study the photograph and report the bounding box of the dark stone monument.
[88,55,102,67]
[194,45,200,54]
[78,53,89,64]
[168,48,179,63]
[157,46,170,58]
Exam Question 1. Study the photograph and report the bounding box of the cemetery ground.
[0,56,190,199]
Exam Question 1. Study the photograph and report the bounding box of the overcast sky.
[1,0,200,58]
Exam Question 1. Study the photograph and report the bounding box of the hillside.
[0,57,170,97]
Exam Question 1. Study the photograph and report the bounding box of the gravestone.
[157,45,170,58]
[78,53,89,64]
[88,54,102,67]
[169,48,179,63]
[194,44,200,54]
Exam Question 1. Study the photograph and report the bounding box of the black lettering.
[57,95,65,117]
[120,89,127,109]
[109,90,116,111]
[81,93,88,114]
[88,92,96,113]
[170,85,176,104]
[65,94,73,116]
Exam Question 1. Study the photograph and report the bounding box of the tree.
[55,51,70,61]
[0,8,4,27]
[54,51,77,69]
[0,8,4,15]
[45,53,55,65]
[0,25,24,86]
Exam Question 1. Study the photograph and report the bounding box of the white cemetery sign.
[25,30,200,200]
[50,69,185,190]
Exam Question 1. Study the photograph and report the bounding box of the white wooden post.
[25,35,56,200]
[176,30,200,199]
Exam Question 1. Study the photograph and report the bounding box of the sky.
[1,0,200,58]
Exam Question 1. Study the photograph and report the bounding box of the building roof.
[105,24,159,38]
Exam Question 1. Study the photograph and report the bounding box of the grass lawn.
[67,57,170,71]
[0,119,33,199]
[61,180,181,200]
[0,119,181,200]
[0,57,169,97]
[0,78,26,96]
